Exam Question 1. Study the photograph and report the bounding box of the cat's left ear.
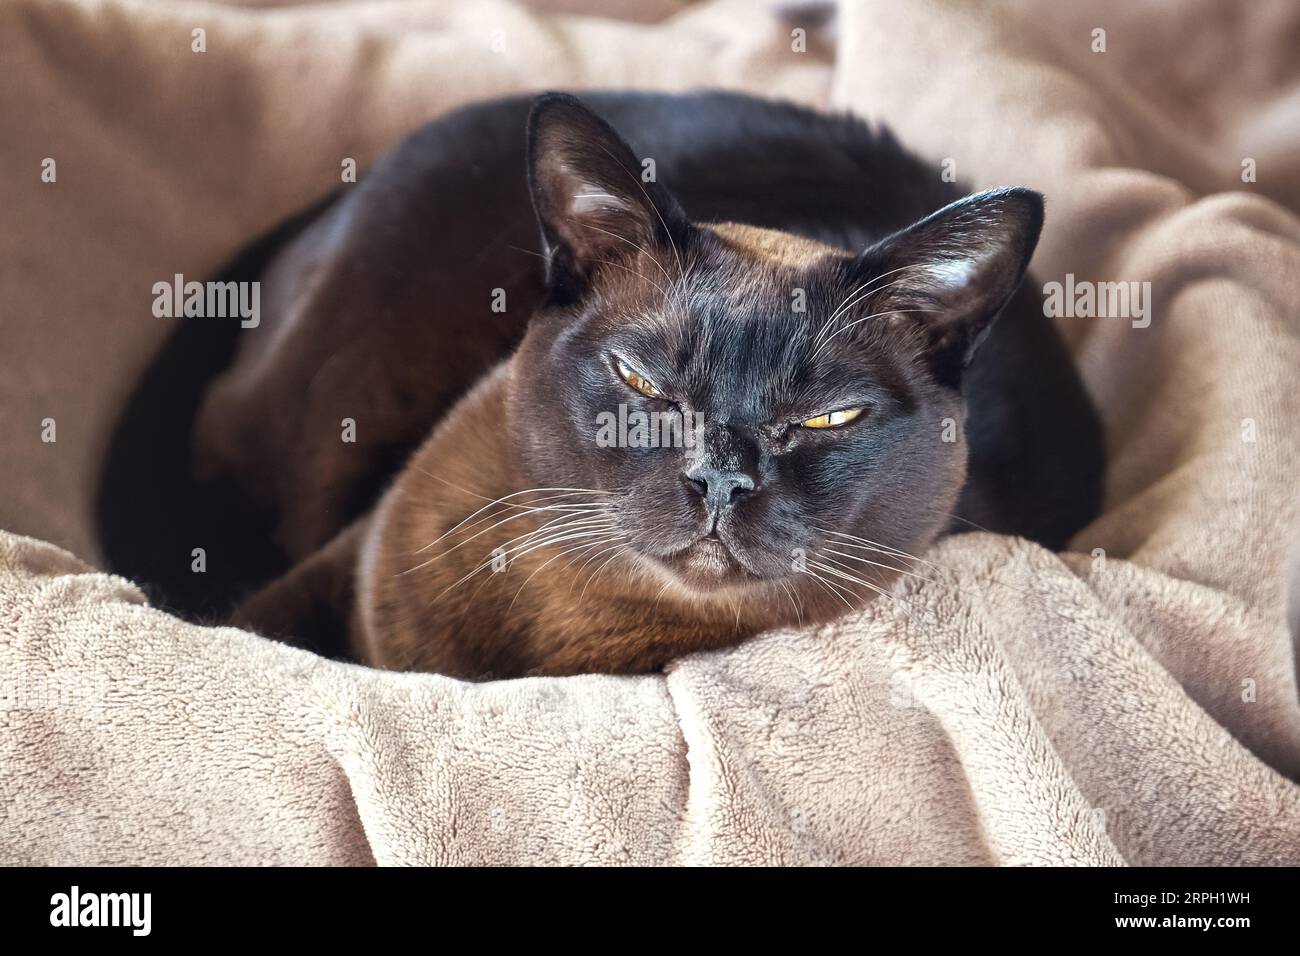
[527,93,688,299]
[855,188,1043,386]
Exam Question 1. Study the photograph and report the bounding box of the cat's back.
[379,89,956,248]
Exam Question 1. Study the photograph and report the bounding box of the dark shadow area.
[95,203,334,628]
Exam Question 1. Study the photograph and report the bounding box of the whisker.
[428,524,617,605]
[506,243,547,261]
[484,519,617,567]
[579,546,629,604]
[799,568,855,611]
[461,522,617,613]
[807,559,894,604]
[823,548,932,583]
[936,510,1003,536]
[777,579,803,627]
[411,476,614,549]
[419,493,608,548]
[650,579,675,616]
[404,508,607,575]
[818,553,919,601]
[569,542,627,597]
[816,528,943,571]
[422,503,606,546]
[403,506,610,574]
[506,534,625,614]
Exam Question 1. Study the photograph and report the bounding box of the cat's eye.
[799,407,864,429]
[615,358,663,399]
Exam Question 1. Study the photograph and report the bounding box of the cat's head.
[508,93,1041,610]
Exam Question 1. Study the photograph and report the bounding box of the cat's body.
[100,91,1104,677]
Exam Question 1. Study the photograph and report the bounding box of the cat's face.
[509,94,1041,606]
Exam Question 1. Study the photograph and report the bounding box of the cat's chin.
[653,536,770,593]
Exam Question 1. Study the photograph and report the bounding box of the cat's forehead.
[598,221,847,338]
[678,222,850,360]
[691,223,852,338]
[591,219,892,381]
[703,221,844,269]
[639,225,877,409]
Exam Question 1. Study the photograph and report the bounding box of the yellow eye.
[616,358,663,398]
[799,407,864,429]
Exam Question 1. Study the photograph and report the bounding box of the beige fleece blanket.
[3,0,1299,865]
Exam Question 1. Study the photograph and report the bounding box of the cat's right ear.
[850,188,1044,388]
[527,93,688,299]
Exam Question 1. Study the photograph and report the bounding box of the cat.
[99,91,1104,676]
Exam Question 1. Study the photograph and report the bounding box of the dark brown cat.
[100,92,1104,676]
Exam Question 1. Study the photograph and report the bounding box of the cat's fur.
[98,91,1104,676]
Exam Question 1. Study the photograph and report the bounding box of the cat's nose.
[682,465,756,514]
